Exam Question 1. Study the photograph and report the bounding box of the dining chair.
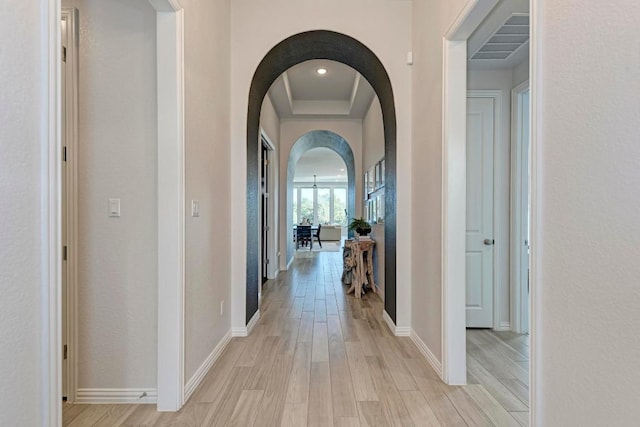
[296,225,312,250]
[313,224,322,248]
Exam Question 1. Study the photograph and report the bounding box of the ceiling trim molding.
[282,71,294,113]
[148,0,182,12]
[445,0,500,41]
[349,74,361,112]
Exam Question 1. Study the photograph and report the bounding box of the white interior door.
[466,97,495,328]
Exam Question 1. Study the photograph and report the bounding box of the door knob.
[484,239,495,245]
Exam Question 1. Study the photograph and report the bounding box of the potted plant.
[348,217,372,236]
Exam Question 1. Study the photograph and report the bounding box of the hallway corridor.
[63,251,527,426]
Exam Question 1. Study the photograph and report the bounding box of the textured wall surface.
[0,1,46,424]
[536,1,640,423]
[411,0,468,364]
[183,0,232,383]
[62,0,158,389]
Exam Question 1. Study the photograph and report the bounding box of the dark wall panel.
[247,30,397,324]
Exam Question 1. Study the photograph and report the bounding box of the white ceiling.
[468,0,530,70]
[267,59,375,119]
[293,148,348,183]
[268,60,375,183]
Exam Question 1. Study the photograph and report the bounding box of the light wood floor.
[64,251,529,426]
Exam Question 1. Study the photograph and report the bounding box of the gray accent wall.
[246,30,397,324]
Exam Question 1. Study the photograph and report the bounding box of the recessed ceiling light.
[340,168,345,172]
[316,68,327,75]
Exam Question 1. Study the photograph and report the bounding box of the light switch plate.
[191,200,200,217]
[108,198,120,217]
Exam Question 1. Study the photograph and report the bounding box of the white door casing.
[511,82,531,334]
[61,15,68,399]
[443,3,538,424]
[61,7,79,404]
[149,0,185,412]
[466,96,495,328]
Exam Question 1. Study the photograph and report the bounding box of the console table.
[342,239,377,298]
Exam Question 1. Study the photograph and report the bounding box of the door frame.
[466,90,503,330]
[442,0,500,386]
[44,0,63,422]
[45,0,187,421]
[260,132,275,289]
[61,7,79,404]
[149,0,186,412]
[443,0,540,424]
[510,80,530,334]
[261,129,279,282]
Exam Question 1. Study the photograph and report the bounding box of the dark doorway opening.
[261,138,270,285]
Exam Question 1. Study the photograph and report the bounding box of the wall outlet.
[220,300,224,316]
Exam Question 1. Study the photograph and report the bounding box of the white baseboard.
[75,388,157,404]
[268,269,280,280]
[184,330,232,402]
[382,311,410,336]
[396,326,411,336]
[286,256,294,270]
[232,310,260,337]
[410,329,443,380]
[247,309,260,334]
[495,321,511,331]
[382,310,395,333]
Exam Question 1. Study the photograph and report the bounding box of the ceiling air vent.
[471,14,529,60]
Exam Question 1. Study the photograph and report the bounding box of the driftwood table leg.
[346,243,363,298]
[366,248,376,292]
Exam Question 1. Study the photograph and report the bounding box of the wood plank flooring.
[64,251,529,426]
[466,329,530,425]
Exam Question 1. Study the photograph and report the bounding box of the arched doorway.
[246,30,397,325]
[286,130,357,263]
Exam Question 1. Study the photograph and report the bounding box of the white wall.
[0,1,47,424]
[231,0,413,329]
[278,119,363,270]
[362,96,384,172]
[411,0,467,364]
[362,96,385,298]
[512,57,529,87]
[535,1,640,423]
[467,67,515,329]
[183,0,232,384]
[62,0,158,390]
[260,95,281,279]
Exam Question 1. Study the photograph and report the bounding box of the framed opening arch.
[246,30,397,324]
